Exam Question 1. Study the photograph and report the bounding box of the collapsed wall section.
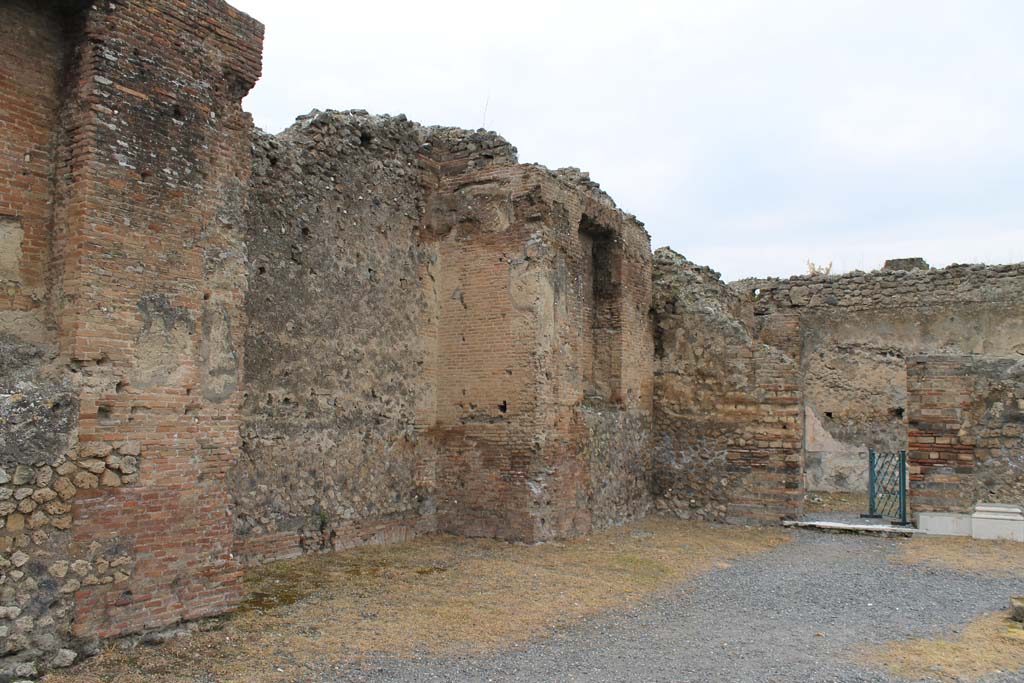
[907,355,1024,514]
[743,263,1024,493]
[651,249,802,524]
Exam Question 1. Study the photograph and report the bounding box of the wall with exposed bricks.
[738,262,1024,495]
[5,1,1024,678]
[1,2,656,665]
[237,111,654,550]
[651,249,803,524]
[907,355,1024,515]
[0,0,263,676]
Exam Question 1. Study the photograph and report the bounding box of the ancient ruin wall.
[520,167,655,534]
[404,133,654,541]
[233,110,654,551]
[742,263,1024,492]
[233,112,442,562]
[0,0,263,675]
[908,355,1024,514]
[652,249,802,524]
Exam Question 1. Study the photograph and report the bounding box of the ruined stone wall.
[523,167,654,536]
[426,161,653,541]
[233,112,441,563]
[233,112,654,551]
[425,151,553,541]
[907,355,1024,515]
[408,135,654,542]
[742,263,1024,493]
[0,0,263,675]
[652,249,802,524]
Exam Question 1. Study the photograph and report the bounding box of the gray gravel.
[314,530,1024,683]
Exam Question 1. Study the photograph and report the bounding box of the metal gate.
[863,449,909,525]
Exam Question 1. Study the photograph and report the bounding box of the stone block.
[917,512,972,537]
[971,504,1024,542]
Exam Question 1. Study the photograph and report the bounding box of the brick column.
[906,356,976,514]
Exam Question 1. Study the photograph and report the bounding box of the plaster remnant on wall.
[199,302,238,403]
[129,295,195,391]
[0,219,23,285]
[803,406,866,492]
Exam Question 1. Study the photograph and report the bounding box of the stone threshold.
[783,520,922,537]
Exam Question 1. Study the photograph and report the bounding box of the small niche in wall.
[579,214,623,403]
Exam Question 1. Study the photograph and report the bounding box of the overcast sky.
[230,0,1023,281]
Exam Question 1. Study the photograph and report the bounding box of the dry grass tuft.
[896,535,1024,577]
[44,517,788,683]
[862,611,1024,682]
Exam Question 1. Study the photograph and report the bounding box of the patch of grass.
[861,611,1024,682]
[44,517,789,683]
[896,535,1024,577]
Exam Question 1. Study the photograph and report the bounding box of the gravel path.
[316,531,1023,683]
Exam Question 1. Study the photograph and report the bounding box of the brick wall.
[0,0,68,325]
[652,248,803,524]
[739,262,1024,495]
[425,148,654,542]
[0,0,263,674]
[233,113,654,552]
[907,355,1024,514]
[61,0,262,642]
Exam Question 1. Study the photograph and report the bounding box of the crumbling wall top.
[653,247,751,327]
[883,257,930,271]
[736,260,1024,313]
[260,109,650,250]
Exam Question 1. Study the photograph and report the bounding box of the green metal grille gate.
[863,449,909,526]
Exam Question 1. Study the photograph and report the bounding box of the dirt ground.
[43,517,788,683]
[805,490,870,514]
[41,524,1024,683]
[895,534,1024,578]
[863,610,1024,683]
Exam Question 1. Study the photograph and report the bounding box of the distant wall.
[908,355,1024,514]
[652,249,802,524]
[742,263,1024,493]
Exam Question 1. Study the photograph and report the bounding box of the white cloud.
[230,0,1024,278]
[818,87,1008,166]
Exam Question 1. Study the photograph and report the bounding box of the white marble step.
[783,519,921,537]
